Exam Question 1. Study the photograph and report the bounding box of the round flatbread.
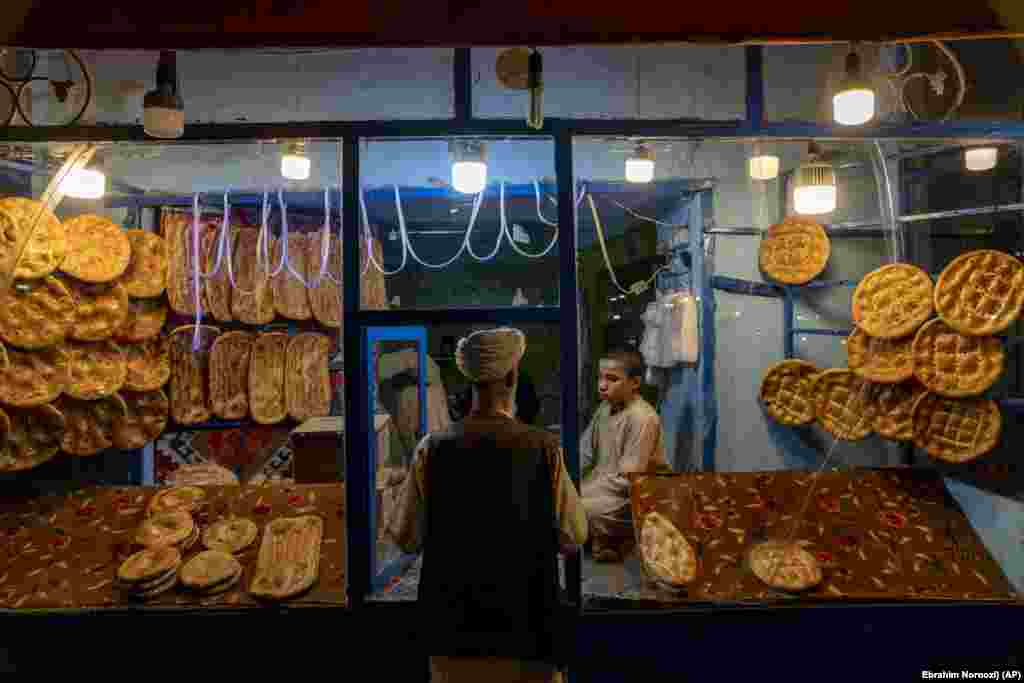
[231,227,275,324]
[203,517,259,554]
[249,332,289,424]
[112,389,169,449]
[117,546,182,584]
[639,511,697,586]
[120,230,168,298]
[179,550,243,589]
[758,217,831,285]
[0,197,67,280]
[846,326,914,384]
[759,359,819,426]
[59,276,129,342]
[148,485,206,517]
[0,346,68,407]
[122,337,171,392]
[209,331,253,420]
[272,234,313,320]
[871,379,926,442]
[63,339,127,399]
[285,333,331,421]
[934,249,1024,337]
[749,540,822,592]
[202,224,235,322]
[124,571,178,600]
[166,462,239,487]
[0,276,75,349]
[912,393,1002,464]
[307,237,341,328]
[912,318,1005,398]
[136,509,195,549]
[60,214,131,283]
[55,393,127,456]
[852,263,934,339]
[168,325,218,425]
[114,298,168,343]
[0,404,65,472]
[811,369,876,441]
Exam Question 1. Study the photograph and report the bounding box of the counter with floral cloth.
[614,468,1019,606]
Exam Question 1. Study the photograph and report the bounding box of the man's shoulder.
[629,397,660,421]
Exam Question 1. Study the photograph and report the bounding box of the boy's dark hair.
[602,349,645,379]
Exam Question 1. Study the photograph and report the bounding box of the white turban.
[455,327,526,383]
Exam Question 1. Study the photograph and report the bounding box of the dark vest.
[419,416,561,663]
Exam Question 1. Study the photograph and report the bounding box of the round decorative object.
[871,379,926,442]
[758,217,830,285]
[748,540,822,592]
[495,47,532,90]
[60,214,131,283]
[846,326,914,384]
[811,369,876,441]
[912,392,1001,463]
[852,263,934,339]
[912,318,1004,397]
[0,197,67,280]
[639,510,697,586]
[934,249,1024,337]
[120,230,168,298]
[759,359,819,426]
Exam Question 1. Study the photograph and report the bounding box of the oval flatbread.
[0,346,68,407]
[934,249,1024,337]
[168,325,218,425]
[852,263,934,339]
[639,511,697,586]
[60,214,131,283]
[203,517,259,554]
[164,212,200,316]
[209,331,253,420]
[912,318,1005,398]
[0,403,65,472]
[759,359,819,426]
[231,227,275,324]
[758,217,830,285]
[307,237,341,328]
[120,230,168,298]
[846,326,914,384]
[122,337,171,392]
[202,224,235,322]
[0,275,75,349]
[166,462,239,487]
[871,379,926,442]
[115,298,168,343]
[249,332,289,424]
[118,546,181,584]
[148,485,206,517]
[136,509,195,549]
[811,369,876,441]
[285,333,331,421]
[55,393,127,456]
[179,550,242,589]
[272,234,312,320]
[361,236,388,310]
[112,389,169,449]
[63,339,127,399]
[749,540,822,592]
[0,197,67,280]
[912,392,1002,463]
[59,276,129,342]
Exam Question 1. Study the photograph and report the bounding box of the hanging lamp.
[793,142,837,215]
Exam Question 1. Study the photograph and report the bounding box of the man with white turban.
[389,327,587,683]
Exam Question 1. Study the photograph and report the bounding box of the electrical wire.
[361,189,407,275]
[604,196,687,228]
[503,180,559,258]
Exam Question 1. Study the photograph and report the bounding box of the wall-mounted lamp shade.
[748,155,780,180]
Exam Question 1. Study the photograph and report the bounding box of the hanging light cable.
[793,141,837,215]
[833,45,876,126]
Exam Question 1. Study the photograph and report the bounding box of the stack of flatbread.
[135,509,199,553]
[116,546,182,601]
[179,550,244,596]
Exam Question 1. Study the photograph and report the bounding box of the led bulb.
[748,155,780,181]
[794,185,837,215]
[625,158,654,184]
[833,88,876,126]
[61,168,105,199]
[281,153,311,181]
[965,147,997,172]
[451,161,487,194]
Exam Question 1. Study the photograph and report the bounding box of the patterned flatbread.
[136,509,195,549]
[0,197,67,281]
[231,227,275,324]
[122,337,171,392]
[306,237,341,328]
[166,462,239,487]
[759,359,819,426]
[639,511,697,586]
[852,263,934,339]
[285,333,331,421]
[249,516,323,600]
[168,325,218,425]
[749,540,822,592]
[249,332,289,424]
[118,546,181,584]
[164,212,203,317]
[147,485,206,517]
[912,393,1002,463]
[0,275,75,349]
[63,339,127,399]
[758,217,830,285]
[0,346,68,407]
[272,234,313,320]
[203,517,259,554]
[846,326,914,384]
[179,550,243,590]
[55,393,127,456]
[0,404,65,472]
[912,318,1005,398]
[60,214,131,283]
[361,236,388,310]
[811,369,876,441]
[871,379,926,442]
[934,249,1024,337]
[121,230,168,298]
[209,331,254,420]
[202,224,235,322]
[59,276,129,342]
[114,298,168,343]
[112,389,169,449]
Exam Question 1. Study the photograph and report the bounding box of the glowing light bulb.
[794,184,837,215]
[281,153,311,181]
[61,168,105,199]
[965,147,997,172]
[625,144,655,183]
[451,161,487,194]
[833,88,876,126]
[748,155,780,180]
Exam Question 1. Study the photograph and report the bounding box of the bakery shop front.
[1,11,1023,679]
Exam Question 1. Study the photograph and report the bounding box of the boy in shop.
[581,350,668,562]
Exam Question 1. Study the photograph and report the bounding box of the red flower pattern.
[879,511,908,529]
[816,494,841,514]
[693,511,723,530]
